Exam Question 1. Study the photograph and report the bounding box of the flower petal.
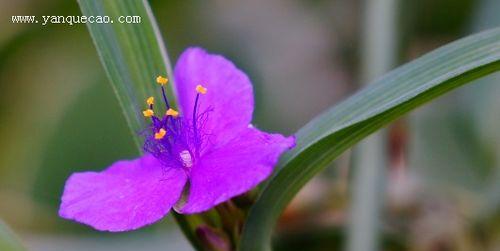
[174,47,254,148]
[59,154,187,232]
[178,128,295,214]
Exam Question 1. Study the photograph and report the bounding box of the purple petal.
[174,47,254,148]
[59,154,187,232]
[177,128,295,214]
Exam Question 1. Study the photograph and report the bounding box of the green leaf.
[77,0,201,249]
[0,220,26,251]
[77,0,175,148]
[239,28,500,251]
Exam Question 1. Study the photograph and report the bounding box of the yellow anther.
[166,108,179,118]
[146,96,155,106]
[196,84,207,94]
[156,76,168,86]
[154,128,166,140]
[142,109,154,117]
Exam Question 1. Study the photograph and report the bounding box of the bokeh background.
[0,0,499,250]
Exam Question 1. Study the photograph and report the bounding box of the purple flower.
[59,47,295,232]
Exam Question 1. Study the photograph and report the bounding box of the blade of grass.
[77,0,200,249]
[77,0,175,148]
[239,28,500,251]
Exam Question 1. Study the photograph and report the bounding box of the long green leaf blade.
[239,28,500,251]
[77,0,175,148]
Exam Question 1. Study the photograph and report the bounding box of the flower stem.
[172,212,205,251]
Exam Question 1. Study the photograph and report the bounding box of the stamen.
[143,109,154,117]
[166,108,179,118]
[155,76,171,109]
[192,85,207,154]
[161,86,171,109]
[196,84,207,94]
[156,76,168,86]
[154,128,166,140]
[146,96,155,106]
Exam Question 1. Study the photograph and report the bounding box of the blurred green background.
[0,0,499,250]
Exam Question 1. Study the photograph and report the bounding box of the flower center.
[141,76,208,171]
[179,150,193,168]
